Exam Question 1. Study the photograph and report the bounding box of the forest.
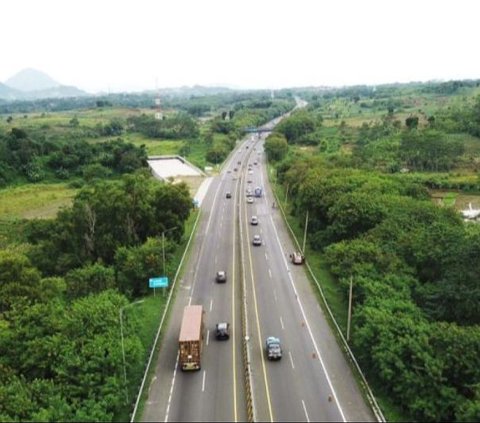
[266,81,480,421]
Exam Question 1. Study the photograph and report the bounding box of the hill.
[6,68,60,92]
[0,82,21,100]
[1,68,88,100]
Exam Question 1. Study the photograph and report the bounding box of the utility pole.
[347,276,353,342]
[120,299,145,403]
[161,226,177,297]
[302,210,309,254]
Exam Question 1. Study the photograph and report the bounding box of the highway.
[141,120,376,421]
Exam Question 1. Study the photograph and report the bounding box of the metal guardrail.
[270,180,386,423]
[237,183,255,423]
[130,209,203,422]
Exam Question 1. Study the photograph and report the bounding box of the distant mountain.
[22,85,88,100]
[5,68,60,92]
[1,68,88,100]
[0,82,21,100]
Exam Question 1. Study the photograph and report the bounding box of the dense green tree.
[400,129,464,171]
[276,110,320,144]
[0,249,42,312]
[264,132,288,161]
[65,263,116,300]
[206,144,228,164]
[115,237,175,297]
[27,172,191,275]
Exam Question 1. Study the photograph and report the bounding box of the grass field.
[0,183,77,220]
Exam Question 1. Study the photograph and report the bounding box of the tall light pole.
[302,210,309,254]
[162,226,178,277]
[120,299,145,403]
[347,276,353,342]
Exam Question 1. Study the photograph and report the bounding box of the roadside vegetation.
[266,80,480,422]
[0,89,295,421]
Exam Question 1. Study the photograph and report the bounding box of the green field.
[0,183,77,220]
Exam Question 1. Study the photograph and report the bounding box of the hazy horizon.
[2,0,479,94]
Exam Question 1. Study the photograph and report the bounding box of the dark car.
[215,322,230,340]
[226,192,232,199]
[266,336,282,360]
[216,270,227,283]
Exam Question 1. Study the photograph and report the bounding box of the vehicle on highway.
[251,215,258,225]
[216,270,227,283]
[247,197,254,204]
[252,234,262,246]
[248,170,253,175]
[246,188,253,196]
[266,336,282,360]
[179,305,204,371]
[226,192,231,199]
[254,186,262,197]
[215,322,230,340]
[290,251,305,265]
[234,167,238,171]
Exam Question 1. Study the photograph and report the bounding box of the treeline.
[265,99,477,175]
[0,127,147,186]
[265,88,480,420]
[204,98,294,164]
[0,172,192,421]
[127,112,199,139]
[277,157,480,421]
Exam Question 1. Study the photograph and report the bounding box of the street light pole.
[347,276,353,342]
[161,226,177,298]
[302,210,309,254]
[162,231,166,277]
[120,299,145,403]
[161,226,178,278]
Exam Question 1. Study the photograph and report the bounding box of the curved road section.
[141,119,376,422]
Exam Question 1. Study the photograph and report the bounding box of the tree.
[405,115,419,129]
[264,132,288,161]
[65,263,116,300]
[69,116,79,127]
[115,237,175,297]
[0,249,42,312]
[276,110,318,144]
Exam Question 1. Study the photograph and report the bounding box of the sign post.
[149,277,169,297]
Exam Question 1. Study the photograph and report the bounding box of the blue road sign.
[149,277,169,288]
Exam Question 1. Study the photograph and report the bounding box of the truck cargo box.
[179,305,204,371]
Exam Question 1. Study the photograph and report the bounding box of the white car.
[252,235,262,246]
[251,216,258,225]
[247,197,254,204]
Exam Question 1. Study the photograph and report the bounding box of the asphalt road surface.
[141,124,376,422]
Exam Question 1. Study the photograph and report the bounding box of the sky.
[1,0,479,93]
